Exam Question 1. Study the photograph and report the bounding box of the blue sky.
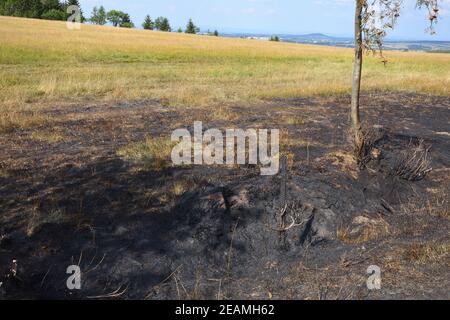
[80,0,450,40]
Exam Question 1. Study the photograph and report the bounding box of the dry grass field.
[0,16,449,300]
[1,15,449,133]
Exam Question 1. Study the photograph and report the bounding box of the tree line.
[0,0,84,21]
[0,1,219,35]
[91,6,218,36]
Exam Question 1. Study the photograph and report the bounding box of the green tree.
[185,18,199,34]
[213,30,219,37]
[155,16,171,32]
[162,18,171,31]
[0,0,85,20]
[120,13,134,28]
[0,0,42,18]
[90,5,106,25]
[154,16,163,30]
[22,0,42,18]
[107,10,125,27]
[41,8,65,20]
[0,0,15,16]
[142,15,154,30]
[177,27,183,33]
[269,36,280,42]
[41,0,62,13]
[120,22,134,28]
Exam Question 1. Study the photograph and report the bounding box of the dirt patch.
[0,93,449,299]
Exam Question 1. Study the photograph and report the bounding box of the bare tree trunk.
[351,0,364,150]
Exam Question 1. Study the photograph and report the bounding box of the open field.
[0,16,449,299]
[1,16,450,133]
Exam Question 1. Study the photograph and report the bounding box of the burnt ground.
[0,92,449,300]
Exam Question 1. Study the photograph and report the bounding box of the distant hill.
[225,32,450,52]
[299,33,334,39]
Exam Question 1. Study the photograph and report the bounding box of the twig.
[145,265,183,299]
[174,275,181,299]
[87,284,129,299]
[271,216,310,232]
[85,253,106,275]
[217,279,222,300]
[227,219,240,273]
[175,273,189,299]
[40,265,53,288]
[77,250,83,267]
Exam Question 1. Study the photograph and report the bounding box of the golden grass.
[31,130,65,143]
[0,110,49,133]
[403,241,449,265]
[117,136,175,170]
[209,107,238,121]
[282,115,308,125]
[0,168,9,178]
[337,215,391,244]
[400,191,449,219]
[142,180,193,207]
[1,16,450,131]
[26,208,69,236]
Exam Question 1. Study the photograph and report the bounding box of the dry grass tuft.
[173,181,188,197]
[392,140,432,181]
[425,196,449,219]
[0,111,49,134]
[142,180,193,207]
[31,130,65,143]
[337,215,391,244]
[282,116,307,126]
[403,241,449,265]
[209,107,238,121]
[400,191,449,219]
[0,168,10,178]
[26,208,70,236]
[323,151,359,179]
[117,136,176,170]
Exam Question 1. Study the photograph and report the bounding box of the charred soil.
[0,93,449,299]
